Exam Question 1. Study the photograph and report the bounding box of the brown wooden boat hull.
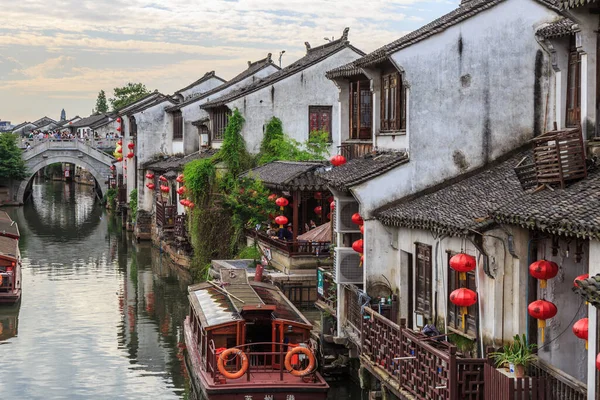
[0,290,21,305]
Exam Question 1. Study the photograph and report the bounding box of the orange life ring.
[284,346,315,377]
[217,348,249,379]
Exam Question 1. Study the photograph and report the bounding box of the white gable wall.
[225,47,364,154]
[181,65,280,152]
[177,76,225,102]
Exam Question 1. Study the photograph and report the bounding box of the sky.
[0,0,458,124]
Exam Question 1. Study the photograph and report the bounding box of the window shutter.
[309,109,320,132]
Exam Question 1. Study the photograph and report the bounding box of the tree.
[109,83,151,111]
[95,90,109,114]
[0,133,27,181]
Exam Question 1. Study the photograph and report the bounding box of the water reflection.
[0,303,19,342]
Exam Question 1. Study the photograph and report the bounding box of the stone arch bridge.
[16,140,115,203]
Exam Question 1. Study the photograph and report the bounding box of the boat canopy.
[188,269,311,329]
[0,212,19,240]
[0,235,19,264]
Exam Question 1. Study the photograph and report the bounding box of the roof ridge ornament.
[305,41,311,52]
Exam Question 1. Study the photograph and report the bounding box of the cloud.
[18,56,74,79]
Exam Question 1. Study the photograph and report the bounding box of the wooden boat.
[184,268,329,400]
[0,211,21,304]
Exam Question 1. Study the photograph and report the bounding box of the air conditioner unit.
[335,198,360,233]
[200,133,209,147]
[335,247,363,284]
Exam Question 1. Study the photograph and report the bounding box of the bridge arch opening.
[18,155,110,203]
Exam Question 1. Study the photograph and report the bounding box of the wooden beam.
[292,190,299,241]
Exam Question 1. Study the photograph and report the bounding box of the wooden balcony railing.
[528,356,586,399]
[361,308,485,400]
[317,267,336,313]
[484,360,545,399]
[250,230,330,257]
[532,126,586,189]
[344,284,363,339]
[339,141,373,161]
[156,201,176,228]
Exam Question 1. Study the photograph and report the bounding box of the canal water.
[0,181,365,400]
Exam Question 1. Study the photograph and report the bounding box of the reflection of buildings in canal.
[0,303,20,342]
[117,242,190,390]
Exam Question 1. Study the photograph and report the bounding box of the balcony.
[156,200,176,228]
[339,141,373,161]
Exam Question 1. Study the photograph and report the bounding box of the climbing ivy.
[129,189,138,221]
[217,109,253,178]
[183,158,216,207]
[257,117,330,165]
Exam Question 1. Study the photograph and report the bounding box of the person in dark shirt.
[277,223,293,241]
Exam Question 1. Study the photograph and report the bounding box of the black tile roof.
[143,149,217,172]
[174,71,226,96]
[116,91,163,115]
[56,116,81,127]
[376,151,526,236]
[558,0,595,8]
[320,151,409,192]
[354,0,560,68]
[537,17,578,38]
[326,62,365,80]
[573,274,600,307]
[33,116,57,127]
[69,114,109,128]
[166,54,280,112]
[201,28,365,109]
[241,161,329,191]
[127,94,175,115]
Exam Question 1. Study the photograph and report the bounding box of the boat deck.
[0,212,19,239]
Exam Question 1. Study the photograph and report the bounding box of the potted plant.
[491,334,536,378]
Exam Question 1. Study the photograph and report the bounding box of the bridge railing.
[20,138,120,151]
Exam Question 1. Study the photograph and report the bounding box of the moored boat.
[184,268,329,400]
[0,211,22,304]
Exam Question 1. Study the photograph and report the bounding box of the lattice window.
[381,72,406,132]
[212,106,230,141]
[349,80,372,140]
[172,111,183,140]
[415,243,432,319]
[308,105,332,142]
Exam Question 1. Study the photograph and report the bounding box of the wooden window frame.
[415,243,432,319]
[211,107,230,142]
[172,110,183,140]
[308,105,333,142]
[447,252,478,337]
[129,116,137,138]
[566,35,581,128]
[380,72,406,133]
[349,80,372,140]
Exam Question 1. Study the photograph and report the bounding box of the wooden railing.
[339,141,373,161]
[532,126,586,189]
[251,230,330,257]
[485,360,545,400]
[361,309,485,400]
[344,284,363,338]
[529,357,586,399]
[156,201,176,228]
[316,267,336,313]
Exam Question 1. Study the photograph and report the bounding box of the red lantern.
[160,185,170,193]
[327,213,331,220]
[574,273,589,288]
[179,199,186,206]
[327,196,334,203]
[314,192,322,200]
[127,151,134,159]
[145,173,154,180]
[116,156,123,162]
[116,117,122,123]
[159,175,168,182]
[596,353,600,371]
[450,253,476,281]
[275,216,288,227]
[268,194,277,201]
[115,146,122,154]
[528,300,557,343]
[352,239,364,254]
[330,201,335,211]
[146,183,155,190]
[110,165,115,171]
[176,174,184,183]
[127,142,134,149]
[529,260,559,289]
[188,202,195,209]
[117,127,121,132]
[351,213,363,226]
[449,288,478,330]
[314,206,322,215]
[117,140,123,146]
[360,225,364,235]
[275,197,289,210]
[177,187,186,195]
[573,318,589,349]
[330,154,347,167]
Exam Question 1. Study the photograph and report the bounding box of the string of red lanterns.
[160,185,170,193]
[275,197,289,228]
[351,212,364,266]
[146,183,155,190]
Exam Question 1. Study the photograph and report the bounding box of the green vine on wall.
[129,189,138,221]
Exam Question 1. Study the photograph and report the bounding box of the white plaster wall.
[536,237,587,382]
[177,76,225,102]
[225,47,364,154]
[133,102,174,164]
[348,0,560,216]
[94,120,120,138]
[364,221,530,348]
[181,65,279,153]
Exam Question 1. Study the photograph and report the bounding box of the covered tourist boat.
[0,211,21,304]
[184,268,329,400]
